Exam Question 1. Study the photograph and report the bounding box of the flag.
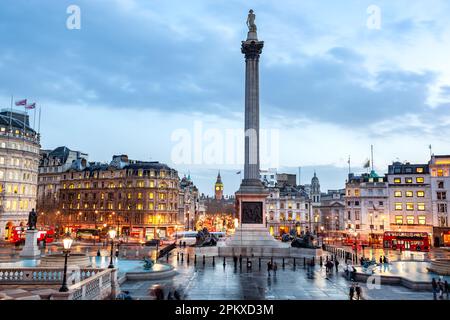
[15,99,27,106]
[25,103,36,109]
[363,159,370,168]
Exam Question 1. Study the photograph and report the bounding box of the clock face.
[216,186,220,190]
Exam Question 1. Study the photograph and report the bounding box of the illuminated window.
[149,181,155,188]
[159,193,166,200]
[394,191,402,197]
[417,191,425,197]
[394,178,401,184]
[395,203,402,210]
[149,203,154,210]
[149,192,154,199]
[405,191,413,197]
[405,178,413,184]
[137,181,144,187]
[137,203,143,210]
[406,216,414,224]
[137,192,142,199]
[416,177,424,183]
[416,167,424,173]
[417,203,425,211]
[418,216,426,225]
[69,184,74,189]
[395,216,403,224]
[77,193,81,200]
[101,193,105,200]
[437,169,444,177]
[127,193,131,199]
[406,203,414,211]
[354,189,360,196]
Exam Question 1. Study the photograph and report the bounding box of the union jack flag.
[15,99,27,106]
[25,103,36,109]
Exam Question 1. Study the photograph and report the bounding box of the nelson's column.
[223,10,286,255]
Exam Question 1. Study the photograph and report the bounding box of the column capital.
[241,40,264,60]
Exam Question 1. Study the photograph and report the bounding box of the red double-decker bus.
[383,231,430,252]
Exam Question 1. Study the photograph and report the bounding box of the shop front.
[433,227,450,247]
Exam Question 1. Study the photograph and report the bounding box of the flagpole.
[38,105,42,135]
[33,105,36,130]
[9,95,13,133]
[371,145,374,171]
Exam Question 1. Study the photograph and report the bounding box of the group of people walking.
[321,255,339,273]
[432,277,449,300]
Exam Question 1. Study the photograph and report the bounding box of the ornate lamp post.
[59,234,73,292]
[108,229,116,268]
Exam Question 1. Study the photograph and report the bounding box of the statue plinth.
[19,229,41,258]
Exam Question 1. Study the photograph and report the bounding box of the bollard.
[166,253,169,262]
[177,252,180,261]
[203,255,205,265]
[187,254,190,264]
[223,257,226,267]
[212,256,215,266]
[181,252,184,262]
[303,257,306,267]
[258,257,261,269]
[312,257,315,266]
[282,258,285,269]
[194,255,197,265]
[293,258,296,268]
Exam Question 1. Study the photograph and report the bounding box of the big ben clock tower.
[215,171,224,200]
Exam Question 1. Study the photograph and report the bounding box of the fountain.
[40,253,92,268]
[125,257,176,280]
[427,259,450,275]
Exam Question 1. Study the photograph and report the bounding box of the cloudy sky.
[1,0,450,195]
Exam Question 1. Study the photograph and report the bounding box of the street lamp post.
[59,234,73,292]
[353,230,358,263]
[108,229,117,268]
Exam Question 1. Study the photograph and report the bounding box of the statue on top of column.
[27,208,38,230]
[246,9,257,32]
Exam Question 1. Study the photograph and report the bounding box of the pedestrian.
[267,261,272,276]
[355,283,361,300]
[233,255,238,267]
[432,278,438,300]
[320,256,323,268]
[379,255,383,265]
[349,284,355,300]
[438,278,444,299]
[351,266,356,281]
[383,255,387,264]
[444,280,448,298]
[273,262,278,276]
[174,289,181,300]
[335,259,339,272]
[239,254,243,267]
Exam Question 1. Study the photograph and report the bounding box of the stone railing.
[0,267,119,300]
[0,267,101,285]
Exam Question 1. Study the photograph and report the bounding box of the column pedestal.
[19,230,41,258]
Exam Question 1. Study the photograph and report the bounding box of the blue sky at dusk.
[1,0,450,195]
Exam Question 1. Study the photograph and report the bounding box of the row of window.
[0,184,36,196]
[0,199,34,211]
[61,202,177,211]
[63,180,176,189]
[394,190,425,197]
[394,215,427,225]
[0,137,39,154]
[62,169,174,180]
[0,170,36,182]
[393,177,425,184]
[394,203,426,211]
[63,191,175,201]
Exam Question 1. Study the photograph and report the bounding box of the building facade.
[345,171,389,244]
[0,109,40,240]
[386,162,433,238]
[178,174,199,231]
[58,155,181,241]
[37,146,88,228]
[429,155,450,247]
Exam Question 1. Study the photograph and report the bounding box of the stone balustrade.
[0,267,118,300]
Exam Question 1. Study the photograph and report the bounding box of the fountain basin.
[427,259,450,275]
[40,253,92,268]
[125,263,176,280]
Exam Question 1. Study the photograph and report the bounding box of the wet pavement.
[119,247,441,300]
